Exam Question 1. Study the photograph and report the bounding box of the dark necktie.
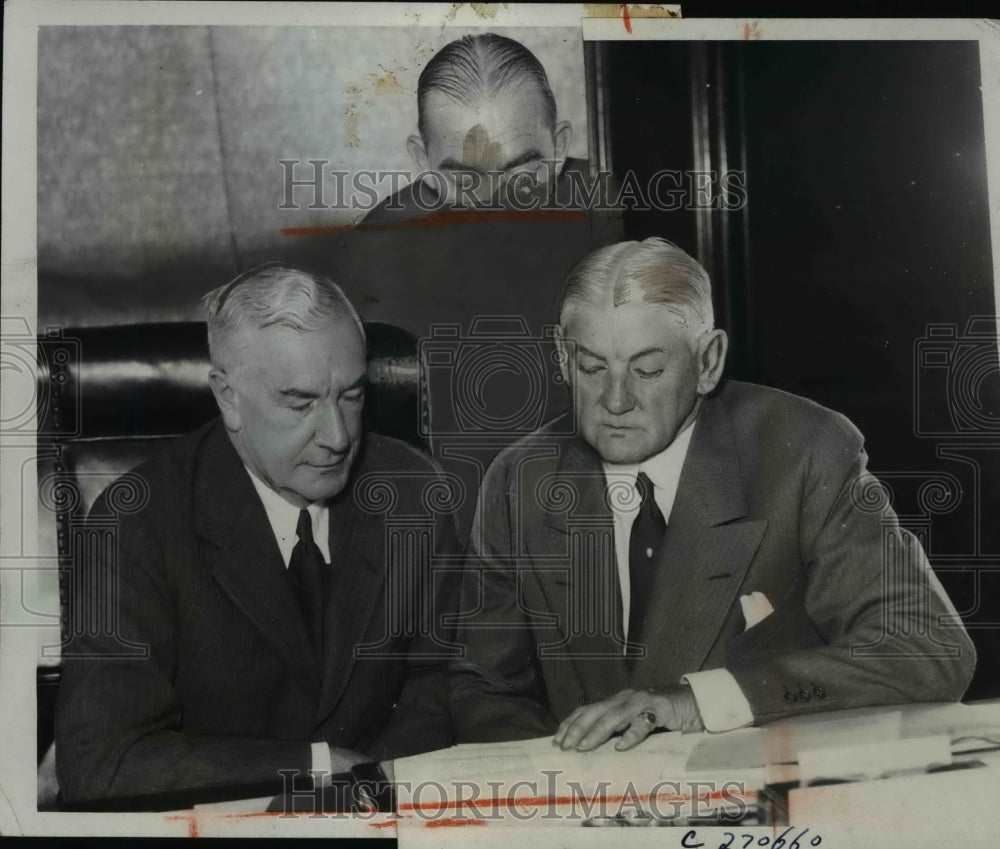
[289,509,326,662]
[628,471,666,650]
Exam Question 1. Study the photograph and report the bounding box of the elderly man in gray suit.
[450,237,975,751]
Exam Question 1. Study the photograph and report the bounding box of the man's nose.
[313,399,350,453]
[601,371,636,415]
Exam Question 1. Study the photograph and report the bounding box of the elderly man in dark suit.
[56,263,458,806]
[450,237,976,751]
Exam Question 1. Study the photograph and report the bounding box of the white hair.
[203,262,364,370]
[559,237,714,336]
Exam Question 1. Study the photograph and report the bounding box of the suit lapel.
[631,393,767,688]
[537,437,630,701]
[194,424,319,682]
[316,467,389,720]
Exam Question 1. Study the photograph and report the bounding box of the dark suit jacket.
[450,380,976,741]
[56,420,460,803]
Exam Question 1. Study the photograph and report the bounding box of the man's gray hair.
[203,262,364,368]
[417,33,557,138]
[559,237,715,334]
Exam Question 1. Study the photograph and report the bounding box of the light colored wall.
[38,25,588,325]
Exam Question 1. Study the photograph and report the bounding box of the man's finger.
[614,714,656,751]
[574,708,632,751]
[554,690,638,749]
[557,704,613,750]
[553,708,581,745]
[553,704,593,746]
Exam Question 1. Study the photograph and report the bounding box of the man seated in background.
[57,263,458,806]
[363,32,583,223]
[450,237,976,750]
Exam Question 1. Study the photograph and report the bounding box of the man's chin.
[297,465,352,502]
[591,434,655,466]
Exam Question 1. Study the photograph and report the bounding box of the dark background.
[604,39,999,698]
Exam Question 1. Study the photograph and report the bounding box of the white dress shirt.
[244,467,334,776]
[246,470,331,567]
[602,421,754,732]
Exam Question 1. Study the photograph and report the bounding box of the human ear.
[696,329,728,395]
[554,324,574,389]
[209,368,242,432]
[552,120,572,167]
[406,134,429,173]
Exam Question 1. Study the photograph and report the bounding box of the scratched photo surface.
[3,5,1000,845]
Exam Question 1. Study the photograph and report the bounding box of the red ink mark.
[166,813,199,837]
[369,820,398,828]
[219,811,288,819]
[425,818,488,828]
[280,208,587,237]
[622,4,632,34]
[743,21,761,40]
[398,788,757,815]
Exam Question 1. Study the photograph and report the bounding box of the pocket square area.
[739,591,774,630]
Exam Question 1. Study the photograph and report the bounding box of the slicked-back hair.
[202,261,365,371]
[559,238,715,335]
[417,33,557,138]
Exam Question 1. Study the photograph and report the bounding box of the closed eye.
[635,368,664,379]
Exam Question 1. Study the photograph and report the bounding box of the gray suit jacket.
[450,380,976,741]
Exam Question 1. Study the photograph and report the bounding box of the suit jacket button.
[784,689,798,703]
[813,684,826,699]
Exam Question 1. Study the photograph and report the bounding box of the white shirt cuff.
[682,669,754,732]
[310,741,333,785]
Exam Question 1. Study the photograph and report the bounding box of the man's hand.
[553,686,704,752]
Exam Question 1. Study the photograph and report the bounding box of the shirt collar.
[244,466,330,567]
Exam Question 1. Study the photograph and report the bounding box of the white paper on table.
[393,732,763,830]
[761,709,902,764]
[797,734,952,785]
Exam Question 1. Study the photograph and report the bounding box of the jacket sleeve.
[55,501,310,805]
[726,443,976,724]
[366,499,463,761]
[448,456,559,742]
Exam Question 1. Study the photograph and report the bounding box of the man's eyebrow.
[575,346,666,363]
[576,345,607,361]
[438,158,486,175]
[629,347,666,362]
[278,388,319,400]
[501,149,544,171]
[342,374,368,392]
[278,375,367,399]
